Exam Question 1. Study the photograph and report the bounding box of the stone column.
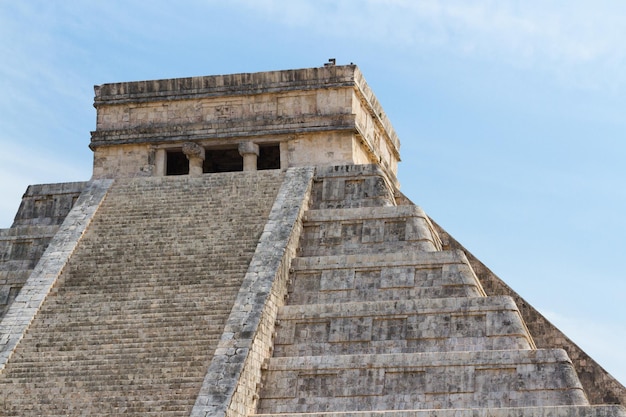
[154,148,167,176]
[238,141,260,171]
[182,142,205,176]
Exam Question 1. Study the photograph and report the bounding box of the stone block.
[272,296,533,357]
[288,251,485,305]
[301,206,442,255]
[311,164,396,209]
[258,350,588,413]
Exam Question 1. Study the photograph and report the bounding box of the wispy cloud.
[222,0,626,89]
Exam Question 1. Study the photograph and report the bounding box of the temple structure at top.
[91,64,400,185]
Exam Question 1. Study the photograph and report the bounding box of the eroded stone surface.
[0,172,283,416]
[91,66,400,185]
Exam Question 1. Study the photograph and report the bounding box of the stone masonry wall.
[10,182,88,227]
[95,89,353,133]
[90,65,401,186]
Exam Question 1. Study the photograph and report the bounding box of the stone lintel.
[89,116,356,150]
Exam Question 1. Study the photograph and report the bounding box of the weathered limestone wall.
[310,165,397,209]
[273,296,535,356]
[92,143,154,178]
[94,88,353,132]
[11,182,88,227]
[301,205,443,256]
[90,65,400,185]
[259,350,588,413]
[284,132,369,168]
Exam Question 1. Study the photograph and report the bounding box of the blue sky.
[1,1,624,385]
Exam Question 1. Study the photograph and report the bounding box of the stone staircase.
[254,165,625,417]
[0,171,283,416]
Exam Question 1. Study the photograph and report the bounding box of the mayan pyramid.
[0,64,624,416]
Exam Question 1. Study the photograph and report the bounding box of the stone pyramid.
[0,65,624,416]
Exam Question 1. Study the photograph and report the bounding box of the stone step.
[14,327,222,346]
[288,251,485,305]
[0,387,197,414]
[50,286,241,298]
[47,292,239,303]
[37,301,233,313]
[0,383,198,393]
[12,355,215,368]
[59,271,249,283]
[253,405,626,417]
[0,411,190,417]
[273,296,533,357]
[35,306,233,319]
[301,206,442,256]
[3,369,206,382]
[310,164,396,209]
[258,349,588,414]
[9,346,212,359]
[72,245,259,255]
[16,337,222,353]
[0,403,193,417]
[20,313,227,334]
[16,330,223,349]
[58,270,251,280]
[34,307,230,321]
[40,296,236,309]
[6,347,213,363]
[63,266,251,276]
[3,364,208,376]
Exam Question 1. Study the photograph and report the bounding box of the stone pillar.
[238,141,260,171]
[182,142,205,176]
[154,148,167,176]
